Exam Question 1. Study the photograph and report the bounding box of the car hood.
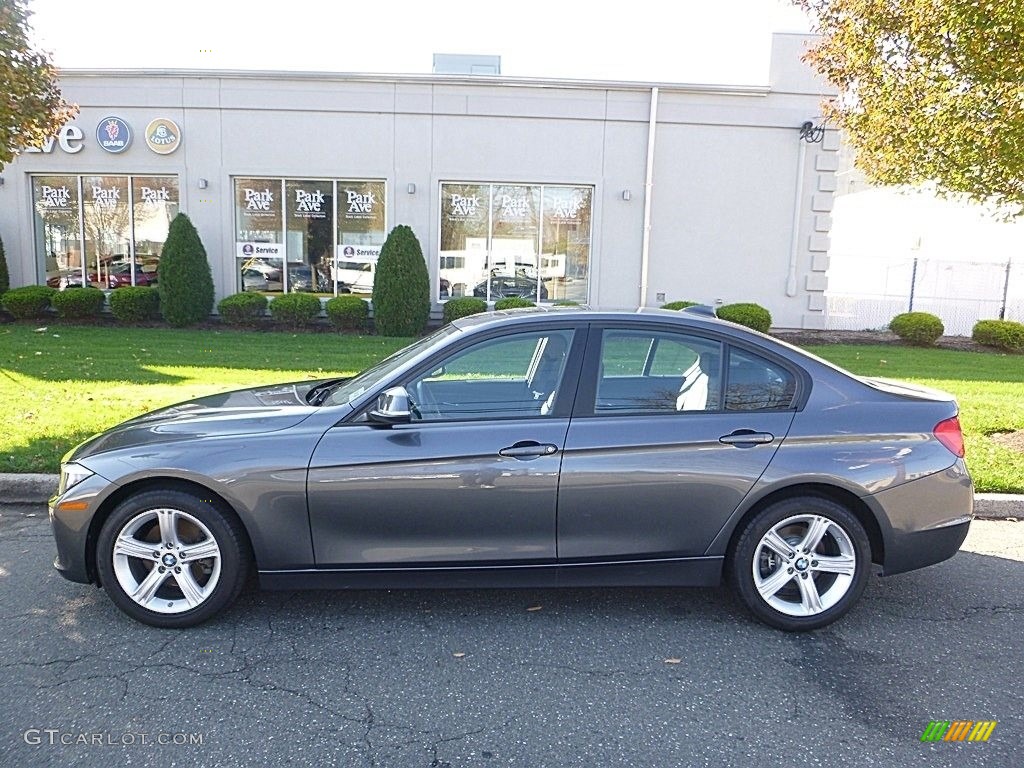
[66,380,330,462]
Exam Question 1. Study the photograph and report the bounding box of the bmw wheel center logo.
[96,117,132,153]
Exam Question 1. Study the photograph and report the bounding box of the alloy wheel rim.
[752,513,856,617]
[111,508,222,614]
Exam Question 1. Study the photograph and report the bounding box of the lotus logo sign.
[96,117,132,153]
[145,118,181,155]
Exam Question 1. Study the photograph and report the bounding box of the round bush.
[972,319,1024,352]
[109,287,160,323]
[372,225,430,337]
[268,293,322,327]
[1,285,56,319]
[889,311,944,346]
[493,297,536,311]
[717,302,772,333]
[51,287,105,319]
[325,295,369,331]
[443,297,488,324]
[661,300,699,311]
[218,292,268,327]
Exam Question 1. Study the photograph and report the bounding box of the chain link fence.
[825,257,1023,336]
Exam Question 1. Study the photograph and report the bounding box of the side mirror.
[368,386,413,426]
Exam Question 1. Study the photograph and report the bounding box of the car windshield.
[322,325,460,407]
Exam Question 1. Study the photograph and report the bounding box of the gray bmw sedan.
[49,307,973,630]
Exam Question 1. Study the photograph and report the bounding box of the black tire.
[730,496,871,631]
[96,489,250,628]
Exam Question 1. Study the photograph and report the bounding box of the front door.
[308,327,582,567]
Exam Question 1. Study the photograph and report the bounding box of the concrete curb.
[1,473,1021,519]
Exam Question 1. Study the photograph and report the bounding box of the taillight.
[934,416,965,458]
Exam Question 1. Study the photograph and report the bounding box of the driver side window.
[406,330,575,421]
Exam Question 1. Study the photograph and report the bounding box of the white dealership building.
[0,33,839,328]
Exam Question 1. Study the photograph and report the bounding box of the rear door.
[557,324,799,561]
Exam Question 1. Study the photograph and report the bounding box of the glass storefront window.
[286,179,333,294]
[32,176,82,289]
[439,183,489,300]
[334,180,386,296]
[130,176,179,289]
[33,175,179,291]
[235,177,284,294]
[438,182,592,303]
[541,186,592,304]
[82,175,131,290]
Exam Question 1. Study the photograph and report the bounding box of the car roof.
[451,305,731,333]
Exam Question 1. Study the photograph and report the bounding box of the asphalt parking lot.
[0,505,1021,768]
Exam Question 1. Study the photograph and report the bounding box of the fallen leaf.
[453,652,466,658]
[526,605,542,612]
[664,658,682,665]
[34,327,47,333]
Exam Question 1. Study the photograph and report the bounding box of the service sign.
[236,242,284,259]
[336,244,382,261]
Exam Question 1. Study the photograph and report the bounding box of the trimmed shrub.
[494,297,536,311]
[889,311,944,346]
[158,213,215,327]
[268,293,321,327]
[325,295,369,331]
[109,286,160,323]
[0,235,9,297]
[553,300,580,306]
[972,319,1024,352]
[661,300,699,310]
[372,225,430,337]
[51,287,105,319]
[218,292,268,327]
[717,302,772,333]
[443,297,487,324]
[1,285,56,319]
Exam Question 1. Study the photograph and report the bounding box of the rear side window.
[725,348,796,411]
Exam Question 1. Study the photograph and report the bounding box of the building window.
[234,178,386,296]
[32,175,178,290]
[439,182,593,303]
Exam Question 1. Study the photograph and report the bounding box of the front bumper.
[49,471,114,584]
[867,459,973,576]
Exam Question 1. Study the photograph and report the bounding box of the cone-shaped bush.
[0,234,9,297]
[371,225,430,337]
[158,213,214,327]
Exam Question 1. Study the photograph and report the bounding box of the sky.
[28,0,813,84]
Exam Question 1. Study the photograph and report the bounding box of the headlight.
[58,462,94,495]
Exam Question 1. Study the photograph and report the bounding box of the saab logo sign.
[39,185,73,208]
[22,125,84,154]
[145,118,181,155]
[96,117,132,153]
[337,244,382,260]
[236,242,284,259]
[448,194,479,218]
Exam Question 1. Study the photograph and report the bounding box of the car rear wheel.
[96,489,249,628]
[730,497,871,631]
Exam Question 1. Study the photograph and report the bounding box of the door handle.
[719,430,775,446]
[498,441,559,458]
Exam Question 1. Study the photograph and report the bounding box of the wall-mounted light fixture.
[621,190,632,201]
[799,121,825,144]
[197,178,209,189]
[0,177,5,186]
[407,183,416,195]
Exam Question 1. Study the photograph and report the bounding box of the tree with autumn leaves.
[0,0,77,168]
[797,0,1024,212]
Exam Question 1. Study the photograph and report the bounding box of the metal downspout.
[639,86,659,307]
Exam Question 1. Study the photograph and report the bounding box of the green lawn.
[0,324,410,474]
[1,325,1021,493]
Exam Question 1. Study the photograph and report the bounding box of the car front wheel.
[96,489,249,628]
[730,497,871,631]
